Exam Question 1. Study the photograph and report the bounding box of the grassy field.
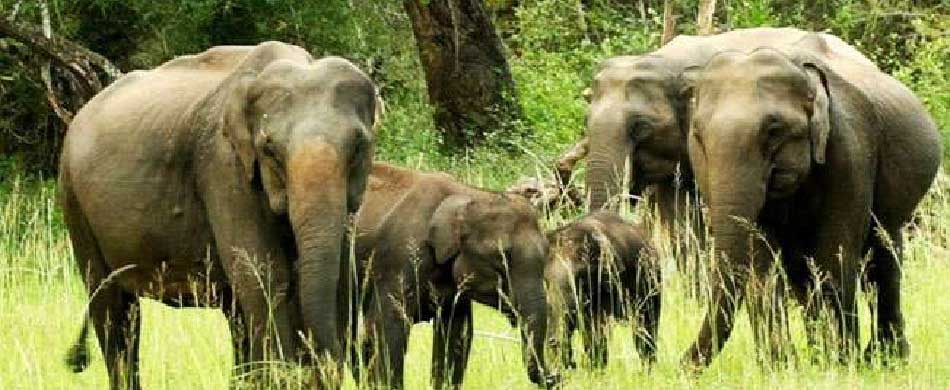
[1,165,948,390]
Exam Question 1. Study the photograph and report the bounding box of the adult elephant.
[59,42,381,389]
[347,163,558,389]
[584,27,871,239]
[681,44,941,368]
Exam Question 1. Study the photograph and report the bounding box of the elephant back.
[656,27,811,68]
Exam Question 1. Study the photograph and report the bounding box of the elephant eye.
[762,119,788,155]
[262,137,281,158]
[765,121,784,138]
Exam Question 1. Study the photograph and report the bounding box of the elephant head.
[687,48,829,265]
[545,217,618,314]
[545,212,661,363]
[427,193,557,386]
[585,55,691,210]
[220,43,381,358]
[683,48,831,364]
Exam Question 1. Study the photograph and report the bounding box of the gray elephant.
[347,163,558,389]
[584,27,871,250]
[545,211,661,370]
[59,42,381,389]
[680,41,941,368]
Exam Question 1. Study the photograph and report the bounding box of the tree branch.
[0,14,121,97]
[0,12,121,124]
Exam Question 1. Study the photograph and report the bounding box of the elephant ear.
[428,195,473,265]
[677,65,703,135]
[803,63,832,164]
[222,72,259,184]
[581,222,622,273]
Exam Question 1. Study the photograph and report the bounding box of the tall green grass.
[1,167,948,389]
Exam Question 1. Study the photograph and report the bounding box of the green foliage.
[728,0,781,27]
[0,0,947,176]
[893,17,950,160]
[0,2,948,388]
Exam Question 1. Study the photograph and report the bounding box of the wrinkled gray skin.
[585,27,872,237]
[682,45,941,369]
[347,163,557,389]
[59,42,380,389]
[545,211,661,370]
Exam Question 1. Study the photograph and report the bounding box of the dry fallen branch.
[506,137,588,209]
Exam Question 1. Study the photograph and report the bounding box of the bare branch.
[0,15,121,93]
[38,1,74,123]
[555,137,588,187]
[0,10,121,124]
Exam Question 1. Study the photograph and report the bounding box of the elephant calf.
[347,163,558,389]
[545,211,661,369]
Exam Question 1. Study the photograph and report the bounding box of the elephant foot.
[863,338,910,367]
[535,372,562,389]
[562,357,577,371]
[587,354,608,370]
[757,348,798,371]
[680,347,711,376]
[65,342,90,373]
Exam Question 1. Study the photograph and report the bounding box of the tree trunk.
[661,0,678,45]
[404,0,521,148]
[697,0,717,35]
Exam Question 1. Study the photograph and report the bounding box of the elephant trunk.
[287,140,349,363]
[586,107,634,211]
[510,235,558,387]
[686,156,768,365]
[513,275,554,386]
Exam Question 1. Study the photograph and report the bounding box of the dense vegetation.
[0,1,947,388]
[1,0,947,178]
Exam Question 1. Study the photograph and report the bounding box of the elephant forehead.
[595,69,669,92]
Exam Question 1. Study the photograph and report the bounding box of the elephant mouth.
[767,170,803,198]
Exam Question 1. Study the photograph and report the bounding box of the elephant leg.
[581,310,609,369]
[205,217,296,366]
[681,259,746,369]
[745,231,794,368]
[431,300,473,390]
[62,189,141,390]
[746,266,793,368]
[631,277,661,365]
[864,222,909,362]
[89,286,141,390]
[814,243,861,363]
[200,171,301,369]
[783,249,824,363]
[221,288,252,377]
[560,314,578,369]
[365,288,410,389]
[652,182,704,298]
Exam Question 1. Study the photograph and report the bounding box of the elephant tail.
[65,317,91,373]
